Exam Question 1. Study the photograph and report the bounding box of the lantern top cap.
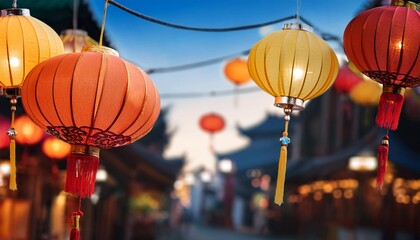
[283,22,313,32]
[82,45,119,57]
[1,8,30,16]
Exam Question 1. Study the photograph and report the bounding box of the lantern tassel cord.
[275,112,291,205]
[8,97,17,190]
[377,134,389,190]
[70,198,83,240]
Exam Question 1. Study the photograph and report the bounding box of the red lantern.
[22,46,160,198]
[333,63,362,93]
[199,113,225,152]
[14,115,44,145]
[0,116,10,149]
[343,1,420,188]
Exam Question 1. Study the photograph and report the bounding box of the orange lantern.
[14,115,44,145]
[22,46,160,198]
[199,113,225,152]
[42,137,71,159]
[224,58,251,85]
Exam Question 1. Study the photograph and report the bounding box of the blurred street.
[157,223,288,240]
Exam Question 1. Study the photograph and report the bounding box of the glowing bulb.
[9,57,20,68]
[0,161,10,175]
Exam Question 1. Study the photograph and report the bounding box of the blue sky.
[88,0,367,171]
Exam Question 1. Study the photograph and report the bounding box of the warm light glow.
[343,189,353,199]
[0,161,10,175]
[349,153,377,171]
[15,115,44,145]
[96,167,108,182]
[293,68,304,80]
[174,180,184,190]
[333,189,342,199]
[184,173,195,185]
[42,137,71,159]
[200,170,212,183]
[9,57,20,68]
[219,159,233,173]
[313,191,323,201]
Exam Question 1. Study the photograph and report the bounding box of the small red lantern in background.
[333,63,363,93]
[343,1,420,188]
[224,58,252,107]
[0,116,10,149]
[14,115,44,145]
[199,113,225,152]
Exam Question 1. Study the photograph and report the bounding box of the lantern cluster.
[343,1,420,188]
[248,23,339,205]
[0,7,64,190]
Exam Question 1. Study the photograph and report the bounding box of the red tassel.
[377,135,389,190]
[376,92,404,130]
[70,211,83,240]
[65,154,99,198]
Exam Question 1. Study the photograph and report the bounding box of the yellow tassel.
[9,138,17,190]
[274,145,288,205]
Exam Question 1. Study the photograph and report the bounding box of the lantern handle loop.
[99,0,109,46]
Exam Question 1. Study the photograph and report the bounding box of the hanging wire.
[160,86,261,99]
[99,0,110,46]
[12,0,17,8]
[146,49,250,74]
[108,0,296,32]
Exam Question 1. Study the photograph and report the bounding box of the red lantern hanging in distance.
[333,63,362,93]
[343,0,420,188]
[199,113,225,152]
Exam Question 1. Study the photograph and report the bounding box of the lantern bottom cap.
[274,96,304,111]
[0,87,21,98]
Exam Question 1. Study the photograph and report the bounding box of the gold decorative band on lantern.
[274,96,305,111]
[391,0,418,9]
[81,45,119,57]
[1,8,30,16]
[283,22,313,32]
[71,145,100,158]
[0,87,21,98]
[72,214,80,228]
[382,85,406,95]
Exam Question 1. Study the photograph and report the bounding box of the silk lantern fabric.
[248,24,338,205]
[22,46,160,197]
[0,9,63,88]
[248,27,339,104]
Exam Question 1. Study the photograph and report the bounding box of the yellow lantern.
[349,80,382,106]
[248,23,339,205]
[0,7,63,190]
[60,29,97,53]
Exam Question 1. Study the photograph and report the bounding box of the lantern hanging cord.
[108,0,296,32]
[73,0,80,30]
[12,0,17,8]
[296,0,301,23]
[99,0,110,46]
